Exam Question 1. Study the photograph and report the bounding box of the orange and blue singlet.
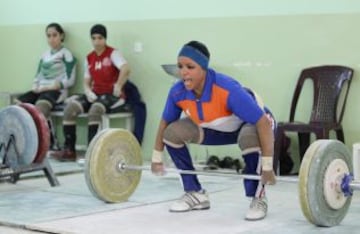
[162,68,264,132]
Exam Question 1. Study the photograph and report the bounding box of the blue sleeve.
[162,89,182,123]
[227,84,264,124]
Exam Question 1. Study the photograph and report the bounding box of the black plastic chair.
[273,65,354,173]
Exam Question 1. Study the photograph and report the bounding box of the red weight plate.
[19,103,50,163]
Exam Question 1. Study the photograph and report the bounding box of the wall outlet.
[134,42,143,53]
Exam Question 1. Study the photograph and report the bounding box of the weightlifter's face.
[177,56,206,97]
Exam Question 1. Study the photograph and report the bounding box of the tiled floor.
[0,157,360,234]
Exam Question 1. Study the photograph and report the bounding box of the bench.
[49,110,133,151]
[50,111,133,131]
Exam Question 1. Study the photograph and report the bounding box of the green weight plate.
[299,139,352,227]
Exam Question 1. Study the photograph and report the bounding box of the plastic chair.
[273,65,354,173]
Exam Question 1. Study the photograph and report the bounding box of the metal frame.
[0,135,59,186]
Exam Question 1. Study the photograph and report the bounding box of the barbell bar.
[84,128,357,227]
[120,163,360,192]
[119,163,299,182]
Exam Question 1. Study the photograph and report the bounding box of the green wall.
[1,1,360,163]
[2,0,360,25]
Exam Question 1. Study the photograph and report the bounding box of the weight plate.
[84,128,142,203]
[19,103,50,163]
[84,128,110,201]
[299,139,352,227]
[323,158,348,210]
[0,105,38,166]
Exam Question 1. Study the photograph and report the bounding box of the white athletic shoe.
[169,190,210,212]
[245,197,268,221]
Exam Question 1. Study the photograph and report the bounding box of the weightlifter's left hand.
[261,156,276,185]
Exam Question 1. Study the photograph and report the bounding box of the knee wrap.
[163,118,200,148]
[63,101,83,123]
[35,100,52,119]
[88,102,106,125]
[238,124,260,154]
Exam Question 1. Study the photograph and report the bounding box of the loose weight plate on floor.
[84,128,142,203]
[0,105,38,166]
[19,103,50,163]
[299,139,352,227]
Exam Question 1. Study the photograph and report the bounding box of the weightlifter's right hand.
[151,150,166,176]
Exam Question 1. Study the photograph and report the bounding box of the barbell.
[84,128,358,227]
